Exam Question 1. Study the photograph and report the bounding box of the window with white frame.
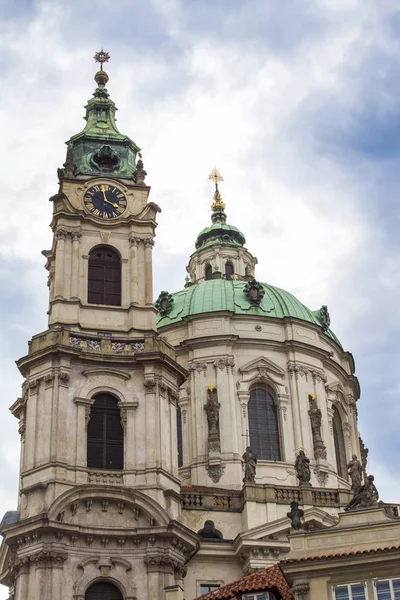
[199,584,220,594]
[375,578,400,600]
[334,583,367,600]
[243,593,277,600]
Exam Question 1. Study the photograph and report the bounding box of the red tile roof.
[193,564,293,600]
[281,545,400,564]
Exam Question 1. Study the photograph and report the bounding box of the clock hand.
[103,198,119,208]
[101,187,118,209]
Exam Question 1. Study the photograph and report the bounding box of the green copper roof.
[64,70,140,179]
[195,222,246,250]
[156,279,341,347]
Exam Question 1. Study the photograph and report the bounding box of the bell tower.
[0,52,197,600]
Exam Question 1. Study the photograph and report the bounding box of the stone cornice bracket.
[189,361,207,377]
[288,361,327,383]
[144,554,182,574]
[71,231,82,242]
[213,356,235,372]
[118,400,139,431]
[55,228,69,241]
[143,376,157,392]
[74,397,95,430]
[129,235,140,247]
[292,582,310,600]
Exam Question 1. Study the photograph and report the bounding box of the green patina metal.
[195,222,246,250]
[156,279,342,347]
[64,70,140,179]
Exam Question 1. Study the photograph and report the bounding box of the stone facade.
[0,59,387,600]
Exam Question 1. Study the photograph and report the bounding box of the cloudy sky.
[1,0,400,595]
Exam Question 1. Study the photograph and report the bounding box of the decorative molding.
[206,463,226,483]
[70,336,101,351]
[189,361,207,376]
[213,356,235,372]
[56,229,68,241]
[155,291,174,317]
[288,361,327,383]
[143,377,157,391]
[111,341,144,353]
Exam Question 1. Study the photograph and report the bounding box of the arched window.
[85,581,123,600]
[248,387,281,461]
[87,394,124,470]
[225,262,234,280]
[332,407,347,480]
[177,407,183,468]
[88,246,121,306]
[205,264,212,280]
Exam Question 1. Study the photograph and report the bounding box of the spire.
[194,169,246,250]
[62,50,141,180]
[208,167,227,224]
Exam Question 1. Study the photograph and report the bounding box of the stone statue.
[204,386,221,453]
[295,450,311,487]
[197,520,223,540]
[287,501,304,530]
[345,475,379,511]
[242,447,257,483]
[359,436,369,481]
[347,454,363,494]
[308,394,327,460]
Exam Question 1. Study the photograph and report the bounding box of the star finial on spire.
[208,167,224,191]
[94,48,110,71]
[208,167,226,212]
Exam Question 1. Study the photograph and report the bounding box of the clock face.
[83,183,127,219]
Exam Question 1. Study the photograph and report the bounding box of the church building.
[0,52,398,600]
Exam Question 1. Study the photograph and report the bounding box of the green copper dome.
[156,279,341,347]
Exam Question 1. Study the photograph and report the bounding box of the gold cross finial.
[94,48,110,71]
[208,167,224,188]
[208,168,226,211]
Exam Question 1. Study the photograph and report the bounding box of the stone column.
[178,386,190,468]
[129,235,139,304]
[119,400,139,470]
[288,363,303,453]
[121,257,129,306]
[144,239,154,305]
[56,372,70,465]
[71,232,82,299]
[169,392,179,475]
[63,231,72,299]
[326,404,336,465]
[144,376,158,467]
[214,358,236,454]
[237,388,250,451]
[15,561,30,600]
[74,397,95,468]
[276,393,291,461]
[54,229,67,298]
[26,378,40,470]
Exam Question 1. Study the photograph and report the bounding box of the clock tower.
[0,52,197,600]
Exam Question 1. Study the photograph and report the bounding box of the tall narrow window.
[87,394,124,470]
[248,388,281,461]
[88,246,121,306]
[85,581,123,600]
[205,264,212,280]
[332,407,347,480]
[225,262,234,280]
[177,407,183,468]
